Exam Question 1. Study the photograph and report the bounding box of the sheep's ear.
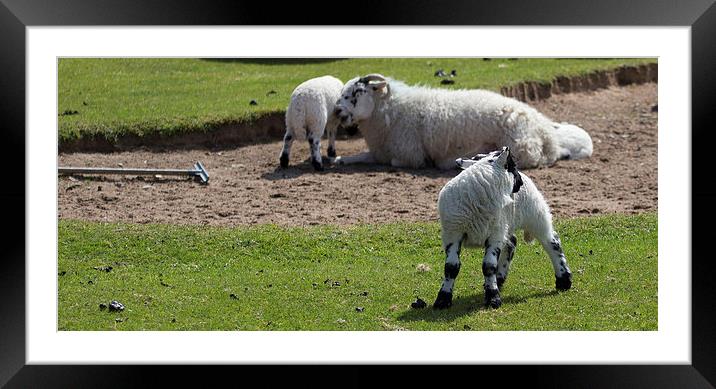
[370,81,388,92]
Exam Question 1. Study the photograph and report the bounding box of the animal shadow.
[396,289,559,323]
[261,159,461,181]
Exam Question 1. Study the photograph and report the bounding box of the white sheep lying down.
[280,75,344,171]
[433,147,573,309]
[333,74,593,170]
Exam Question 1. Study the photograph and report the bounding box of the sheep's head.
[333,74,389,126]
[456,147,524,194]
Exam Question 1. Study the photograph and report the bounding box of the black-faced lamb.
[433,147,573,309]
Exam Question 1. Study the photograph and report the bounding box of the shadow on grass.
[397,289,560,323]
[200,58,348,65]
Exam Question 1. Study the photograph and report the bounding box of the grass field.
[58,58,656,143]
[58,212,657,331]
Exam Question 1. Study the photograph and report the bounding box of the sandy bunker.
[58,83,657,227]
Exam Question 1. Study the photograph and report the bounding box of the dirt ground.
[58,83,657,227]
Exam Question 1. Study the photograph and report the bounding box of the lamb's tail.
[551,122,593,160]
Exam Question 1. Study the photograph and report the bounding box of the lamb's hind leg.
[433,233,465,309]
[326,119,338,161]
[306,129,324,171]
[483,239,503,308]
[279,130,295,168]
[537,230,573,291]
[496,234,517,290]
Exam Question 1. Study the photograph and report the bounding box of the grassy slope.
[58,58,656,142]
[58,213,657,331]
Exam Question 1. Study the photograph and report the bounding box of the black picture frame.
[2,0,714,387]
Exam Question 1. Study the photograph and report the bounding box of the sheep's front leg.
[334,152,376,166]
[433,235,464,309]
[279,131,294,168]
[539,231,572,291]
[496,234,517,290]
[307,134,324,171]
[483,240,503,308]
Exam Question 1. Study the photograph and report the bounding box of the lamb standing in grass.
[433,147,572,309]
[333,74,593,170]
[280,75,344,171]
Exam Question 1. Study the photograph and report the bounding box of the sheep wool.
[280,75,344,171]
[433,147,573,310]
[333,74,593,170]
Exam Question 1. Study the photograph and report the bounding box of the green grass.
[58,213,657,331]
[58,58,656,143]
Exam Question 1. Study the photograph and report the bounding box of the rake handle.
[58,161,210,184]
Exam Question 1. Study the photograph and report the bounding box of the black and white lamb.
[280,75,344,171]
[433,147,573,309]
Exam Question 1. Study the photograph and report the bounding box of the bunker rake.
[58,161,210,184]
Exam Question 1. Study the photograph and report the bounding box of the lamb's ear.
[506,153,524,193]
[471,153,489,161]
[495,147,510,167]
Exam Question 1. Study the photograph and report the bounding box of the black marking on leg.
[444,243,453,256]
[482,262,497,277]
[444,262,461,279]
[280,153,289,168]
[509,235,517,247]
[556,271,573,291]
[305,128,310,138]
[496,275,506,288]
[491,247,502,259]
[505,245,515,262]
[551,238,562,253]
[327,146,336,158]
[284,134,293,141]
[484,286,502,308]
[433,290,453,309]
[312,159,324,171]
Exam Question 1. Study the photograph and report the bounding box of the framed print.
[3,0,715,386]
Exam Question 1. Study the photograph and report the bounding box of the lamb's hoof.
[311,160,324,171]
[279,154,289,168]
[555,272,573,291]
[484,287,502,308]
[432,290,453,309]
[496,276,506,289]
[344,125,359,136]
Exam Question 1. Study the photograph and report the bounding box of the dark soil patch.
[58,83,657,226]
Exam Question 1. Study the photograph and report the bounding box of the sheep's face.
[334,75,389,126]
[456,147,524,193]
